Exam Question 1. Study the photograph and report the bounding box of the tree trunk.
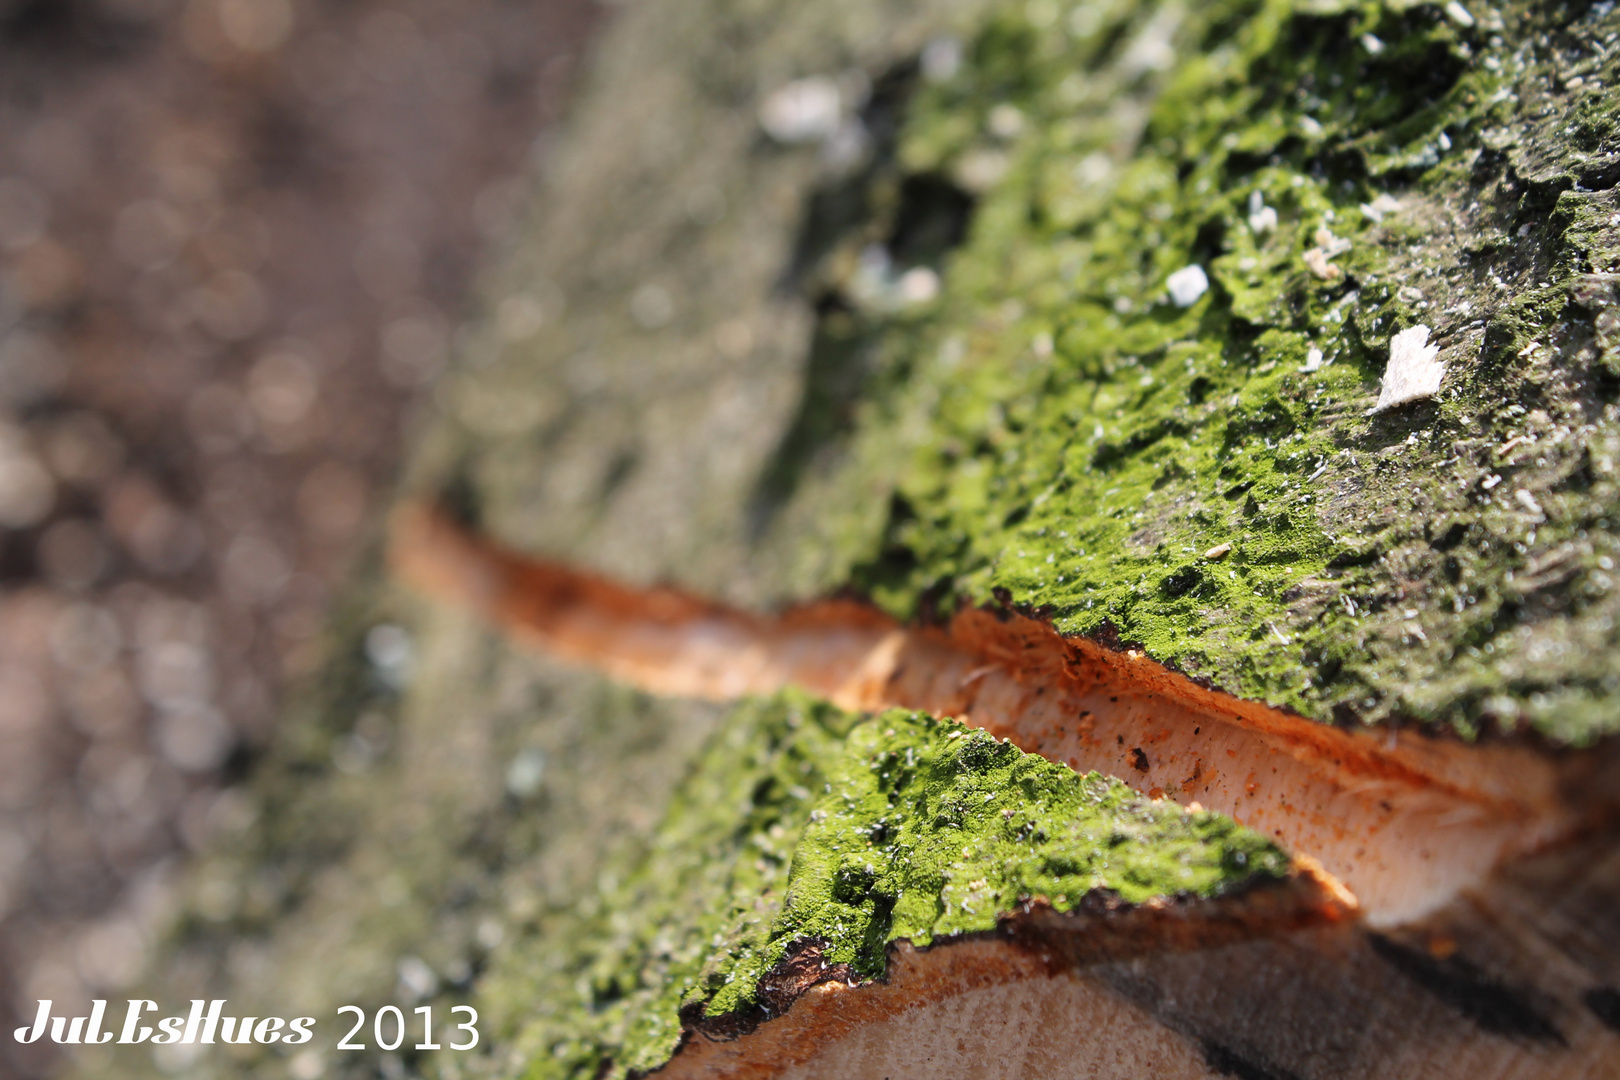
[79,0,1620,1078]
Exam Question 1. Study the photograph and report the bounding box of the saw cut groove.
[390,504,1593,925]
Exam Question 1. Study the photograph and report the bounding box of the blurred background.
[0,0,600,1074]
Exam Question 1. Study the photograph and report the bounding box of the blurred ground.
[0,0,600,1075]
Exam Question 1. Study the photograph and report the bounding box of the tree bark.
[80,0,1620,1078]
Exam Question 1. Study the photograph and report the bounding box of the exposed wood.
[660,824,1620,1079]
[391,504,1611,925]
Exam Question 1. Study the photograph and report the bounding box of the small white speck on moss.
[987,103,1025,141]
[920,36,962,82]
[759,77,842,143]
[1304,248,1340,280]
[506,747,547,798]
[1360,193,1401,223]
[1247,190,1278,234]
[1371,325,1445,413]
[1166,264,1208,307]
[897,266,940,304]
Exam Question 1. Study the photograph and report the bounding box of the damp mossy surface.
[491,691,1287,1079]
[797,0,1620,745]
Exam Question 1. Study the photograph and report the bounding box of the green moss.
[803,0,1620,745]
[493,691,1286,1079]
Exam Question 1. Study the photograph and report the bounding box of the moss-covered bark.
[78,0,1620,1078]
[490,693,1286,1079]
[819,0,1620,746]
[669,0,1620,747]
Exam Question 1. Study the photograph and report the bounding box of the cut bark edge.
[653,867,1354,1078]
[388,502,1614,924]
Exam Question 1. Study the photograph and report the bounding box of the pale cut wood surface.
[661,824,1620,1079]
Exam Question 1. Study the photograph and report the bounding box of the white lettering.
[283,1017,316,1045]
[151,1015,185,1045]
[221,1016,257,1045]
[83,1000,113,1045]
[190,1000,227,1044]
[13,1000,51,1044]
[119,1000,157,1044]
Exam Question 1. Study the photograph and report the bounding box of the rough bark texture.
[75,0,1620,1078]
